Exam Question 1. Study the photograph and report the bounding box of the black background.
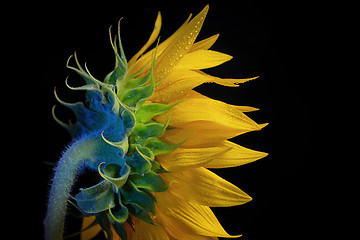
[21,0,314,239]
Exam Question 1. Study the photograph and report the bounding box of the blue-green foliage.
[53,27,177,239]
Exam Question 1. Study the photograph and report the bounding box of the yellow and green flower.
[44,5,267,240]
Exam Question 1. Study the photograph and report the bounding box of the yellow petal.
[156,190,241,238]
[81,216,101,240]
[175,50,232,70]
[129,13,192,76]
[151,69,257,103]
[165,167,252,207]
[132,220,169,240]
[196,70,258,87]
[154,5,209,81]
[155,91,260,130]
[128,11,162,67]
[151,69,208,103]
[189,34,219,52]
[203,140,268,168]
[156,210,216,240]
[156,146,230,172]
[162,120,261,147]
[231,105,259,112]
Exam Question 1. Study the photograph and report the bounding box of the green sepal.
[96,214,113,240]
[107,26,127,86]
[110,220,128,240]
[120,181,156,215]
[150,160,168,174]
[98,162,131,192]
[121,72,155,109]
[129,170,168,192]
[65,78,101,93]
[145,138,181,155]
[127,204,158,226]
[131,122,168,145]
[101,132,129,157]
[108,192,129,223]
[75,181,115,214]
[120,107,136,134]
[106,63,126,86]
[123,74,150,91]
[66,53,99,86]
[53,89,102,137]
[135,145,155,161]
[135,102,174,124]
[125,145,152,174]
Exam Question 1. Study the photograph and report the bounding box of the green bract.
[50,23,178,239]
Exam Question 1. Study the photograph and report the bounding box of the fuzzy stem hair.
[44,136,98,240]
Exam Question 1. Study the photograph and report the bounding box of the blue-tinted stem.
[44,136,98,240]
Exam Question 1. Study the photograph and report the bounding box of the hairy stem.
[44,136,99,240]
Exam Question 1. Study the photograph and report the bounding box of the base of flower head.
[46,21,181,240]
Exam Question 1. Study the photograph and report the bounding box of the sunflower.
[44,5,267,240]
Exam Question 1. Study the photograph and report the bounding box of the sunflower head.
[46,5,267,240]
[53,20,183,237]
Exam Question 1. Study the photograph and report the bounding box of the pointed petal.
[165,167,252,207]
[156,210,216,240]
[156,190,241,238]
[129,14,192,76]
[232,105,260,112]
[81,216,102,240]
[203,140,268,168]
[132,220,170,240]
[175,50,232,70]
[151,69,207,103]
[128,11,162,67]
[162,120,261,147]
[155,91,260,130]
[156,146,230,172]
[189,34,219,52]
[154,5,209,81]
[199,70,259,87]
[151,69,257,103]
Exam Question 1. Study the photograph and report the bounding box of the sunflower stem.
[44,136,99,240]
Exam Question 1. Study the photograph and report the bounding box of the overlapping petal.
[161,120,264,147]
[155,190,241,238]
[151,70,257,103]
[156,145,231,172]
[203,140,268,168]
[76,4,267,239]
[132,219,169,240]
[154,91,260,129]
[165,167,252,207]
[175,50,232,70]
